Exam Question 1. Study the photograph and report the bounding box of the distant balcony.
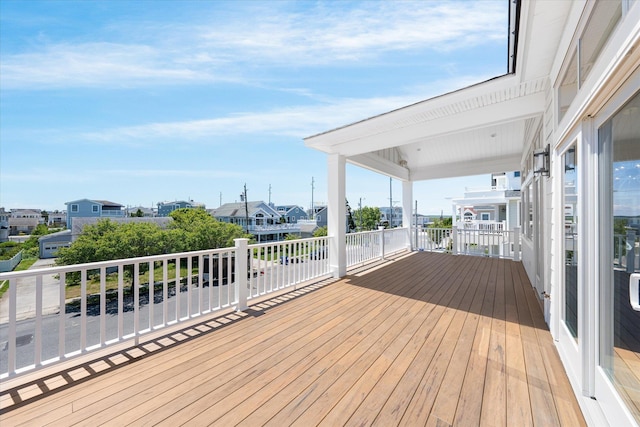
[100,210,125,217]
[248,223,300,233]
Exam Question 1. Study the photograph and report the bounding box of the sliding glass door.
[598,89,640,424]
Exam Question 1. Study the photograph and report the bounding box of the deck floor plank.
[0,252,586,426]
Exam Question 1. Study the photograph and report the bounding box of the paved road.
[0,259,60,324]
[0,259,326,375]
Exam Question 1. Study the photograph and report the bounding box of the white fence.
[414,226,520,260]
[346,227,409,267]
[0,236,330,379]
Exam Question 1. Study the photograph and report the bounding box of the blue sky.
[1,0,508,215]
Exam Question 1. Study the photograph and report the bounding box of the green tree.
[353,206,381,231]
[169,208,249,250]
[313,226,327,237]
[428,217,453,229]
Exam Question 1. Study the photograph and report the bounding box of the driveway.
[0,258,60,324]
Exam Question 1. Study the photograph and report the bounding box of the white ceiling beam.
[347,153,410,181]
[410,153,522,181]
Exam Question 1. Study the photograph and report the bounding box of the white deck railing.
[0,236,330,379]
[414,226,520,261]
[346,227,409,267]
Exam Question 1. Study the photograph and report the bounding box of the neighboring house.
[125,206,156,217]
[65,199,125,229]
[451,171,521,231]
[310,206,327,228]
[379,206,403,228]
[47,211,67,228]
[304,1,640,424]
[38,230,72,259]
[157,200,205,217]
[0,208,9,242]
[8,209,43,235]
[273,205,307,223]
[211,201,299,242]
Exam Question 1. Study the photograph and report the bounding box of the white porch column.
[402,180,413,250]
[328,153,346,278]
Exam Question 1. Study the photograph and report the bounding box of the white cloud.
[1,1,506,89]
[72,73,495,145]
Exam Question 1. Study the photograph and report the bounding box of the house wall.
[534,2,640,425]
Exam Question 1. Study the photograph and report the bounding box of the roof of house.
[65,199,123,208]
[157,200,204,207]
[38,229,72,242]
[211,201,280,218]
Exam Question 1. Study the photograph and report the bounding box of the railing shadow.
[0,277,336,414]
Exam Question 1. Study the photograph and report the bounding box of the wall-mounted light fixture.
[533,144,550,177]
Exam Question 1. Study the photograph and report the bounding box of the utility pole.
[240,184,249,234]
[268,184,272,206]
[219,192,222,207]
[311,177,315,219]
[359,197,364,231]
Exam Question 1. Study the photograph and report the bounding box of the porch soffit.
[305,76,546,180]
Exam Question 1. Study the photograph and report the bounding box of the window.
[92,205,99,213]
[558,51,578,122]
[579,1,621,87]
[557,0,625,124]
[514,171,521,177]
[481,213,490,221]
[71,204,79,213]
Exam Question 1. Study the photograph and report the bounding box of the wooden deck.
[0,252,585,426]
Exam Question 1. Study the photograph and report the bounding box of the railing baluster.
[198,255,203,315]
[100,267,106,346]
[8,278,16,375]
[59,272,66,359]
[80,269,87,353]
[187,255,192,317]
[175,257,180,321]
[149,261,154,329]
[134,262,140,345]
[162,260,168,326]
[35,275,42,366]
[118,265,124,339]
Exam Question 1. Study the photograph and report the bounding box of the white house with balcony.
[211,201,301,242]
[65,199,124,229]
[451,171,521,231]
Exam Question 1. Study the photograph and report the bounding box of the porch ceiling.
[305,75,546,181]
[304,0,572,182]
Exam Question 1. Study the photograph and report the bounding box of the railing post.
[452,226,458,255]
[379,226,386,260]
[513,227,521,262]
[235,238,249,311]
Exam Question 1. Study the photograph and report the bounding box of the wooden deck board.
[0,252,586,426]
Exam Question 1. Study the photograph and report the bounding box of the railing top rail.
[249,236,328,249]
[348,227,408,237]
[0,246,236,280]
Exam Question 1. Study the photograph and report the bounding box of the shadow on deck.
[0,252,585,426]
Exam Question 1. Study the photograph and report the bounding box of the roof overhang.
[304,0,572,182]
[305,74,546,181]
